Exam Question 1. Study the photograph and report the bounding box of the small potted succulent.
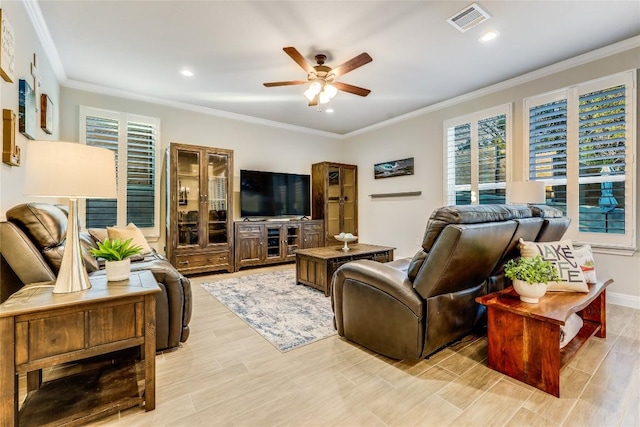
[91,237,142,281]
[504,255,560,303]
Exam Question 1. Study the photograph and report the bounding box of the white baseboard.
[608,291,640,310]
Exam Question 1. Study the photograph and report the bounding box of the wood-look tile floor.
[90,265,639,426]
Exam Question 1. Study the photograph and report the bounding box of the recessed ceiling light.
[325,108,334,113]
[479,31,500,43]
[180,69,194,77]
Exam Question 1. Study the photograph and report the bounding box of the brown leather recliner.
[331,204,569,361]
[0,203,192,352]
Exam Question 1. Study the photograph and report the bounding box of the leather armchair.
[0,203,192,351]
[331,204,568,361]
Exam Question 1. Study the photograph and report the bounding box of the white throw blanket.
[560,313,584,348]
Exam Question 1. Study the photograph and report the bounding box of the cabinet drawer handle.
[178,260,190,265]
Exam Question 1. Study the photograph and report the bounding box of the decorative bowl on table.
[334,234,358,251]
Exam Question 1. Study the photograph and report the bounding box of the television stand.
[234,219,324,271]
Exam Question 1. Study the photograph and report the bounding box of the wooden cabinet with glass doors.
[168,143,234,274]
[311,162,358,245]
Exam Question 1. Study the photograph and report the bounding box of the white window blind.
[80,106,161,238]
[444,104,511,205]
[525,71,635,251]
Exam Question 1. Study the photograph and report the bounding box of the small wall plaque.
[41,94,53,134]
[3,109,20,166]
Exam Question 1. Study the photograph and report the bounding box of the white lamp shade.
[24,140,117,199]
[507,181,546,204]
[324,83,338,98]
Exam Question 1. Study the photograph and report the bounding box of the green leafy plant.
[504,255,560,284]
[90,238,142,261]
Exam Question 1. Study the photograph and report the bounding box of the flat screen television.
[240,169,311,218]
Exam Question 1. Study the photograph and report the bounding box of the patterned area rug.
[200,269,336,352]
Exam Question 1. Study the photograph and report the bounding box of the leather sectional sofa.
[0,203,192,352]
[331,204,569,361]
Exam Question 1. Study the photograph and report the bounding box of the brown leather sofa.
[331,204,568,361]
[0,203,192,352]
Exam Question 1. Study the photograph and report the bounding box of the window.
[444,104,511,205]
[79,106,161,238]
[525,70,636,251]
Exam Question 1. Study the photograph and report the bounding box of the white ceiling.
[34,1,640,136]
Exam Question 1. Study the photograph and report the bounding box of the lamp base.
[53,198,92,293]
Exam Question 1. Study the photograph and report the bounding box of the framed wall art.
[374,157,414,179]
[0,9,15,83]
[41,94,53,134]
[19,79,36,140]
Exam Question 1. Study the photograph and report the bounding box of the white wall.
[0,1,61,215]
[343,47,640,306]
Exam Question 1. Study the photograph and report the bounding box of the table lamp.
[24,140,117,293]
[507,181,546,204]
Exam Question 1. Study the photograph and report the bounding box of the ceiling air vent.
[447,3,491,33]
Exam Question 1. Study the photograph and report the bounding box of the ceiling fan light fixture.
[304,81,322,100]
[319,91,331,104]
[324,83,338,98]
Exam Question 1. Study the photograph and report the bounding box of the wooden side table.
[0,270,160,426]
[295,243,395,296]
[476,278,612,397]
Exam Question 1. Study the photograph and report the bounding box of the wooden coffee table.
[295,243,394,296]
[476,278,612,397]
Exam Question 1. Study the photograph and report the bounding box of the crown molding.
[345,35,640,138]
[22,0,67,81]
[62,79,343,139]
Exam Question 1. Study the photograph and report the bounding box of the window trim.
[79,105,162,240]
[442,103,513,205]
[523,70,636,254]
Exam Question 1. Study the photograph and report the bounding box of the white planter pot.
[513,279,547,303]
[105,258,131,281]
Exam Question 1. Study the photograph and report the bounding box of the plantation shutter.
[528,99,568,214]
[127,121,156,227]
[85,115,118,228]
[525,71,635,250]
[578,84,626,234]
[477,114,506,204]
[444,104,510,206]
[446,123,472,205]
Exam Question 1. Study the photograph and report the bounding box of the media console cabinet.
[234,219,324,271]
[476,278,612,397]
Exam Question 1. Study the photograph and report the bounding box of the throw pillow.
[574,244,597,284]
[518,238,588,292]
[88,228,108,244]
[107,223,152,254]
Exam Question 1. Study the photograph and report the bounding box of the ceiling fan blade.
[331,53,372,78]
[283,47,315,74]
[308,95,318,107]
[263,80,308,87]
[333,82,371,97]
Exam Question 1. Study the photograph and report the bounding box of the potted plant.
[504,255,560,303]
[91,237,142,281]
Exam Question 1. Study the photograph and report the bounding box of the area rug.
[200,269,336,352]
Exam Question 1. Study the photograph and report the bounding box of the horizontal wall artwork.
[374,157,414,179]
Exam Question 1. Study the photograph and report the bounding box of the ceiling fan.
[263,47,372,106]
